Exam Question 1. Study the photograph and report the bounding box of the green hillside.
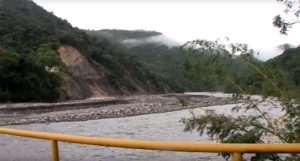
[87,30,221,92]
[87,29,161,41]
[0,0,168,102]
[267,48,300,86]
[87,29,300,96]
[1,0,298,102]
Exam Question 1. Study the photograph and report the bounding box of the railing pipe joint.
[51,140,59,161]
[232,152,243,161]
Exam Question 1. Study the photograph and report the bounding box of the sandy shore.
[0,94,237,126]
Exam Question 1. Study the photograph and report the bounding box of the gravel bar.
[0,94,237,126]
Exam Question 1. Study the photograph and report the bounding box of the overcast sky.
[32,0,300,60]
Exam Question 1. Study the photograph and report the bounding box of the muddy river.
[0,93,281,161]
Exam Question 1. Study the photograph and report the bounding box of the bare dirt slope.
[58,45,116,100]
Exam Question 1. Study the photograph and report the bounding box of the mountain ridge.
[1,0,299,102]
[0,0,169,102]
[267,47,300,86]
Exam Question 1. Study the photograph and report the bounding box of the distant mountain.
[275,43,297,55]
[1,0,296,102]
[87,29,162,41]
[91,31,300,95]
[0,0,73,52]
[0,0,169,102]
[277,43,296,50]
[257,43,298,61]
[86,29,194,92]
[267,47,300,86]
[86,29,180,47]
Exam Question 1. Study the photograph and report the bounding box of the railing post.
[232,152,242,161]
[51,140,60,161]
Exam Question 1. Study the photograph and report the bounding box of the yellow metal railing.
[0,127,299,161]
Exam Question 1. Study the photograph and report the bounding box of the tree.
[273,0,300,34]
[182,41,300,161]
[0,49,62,102]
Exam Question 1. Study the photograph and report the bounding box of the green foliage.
[0,0,72,53]
[0,0,170,101]
[1,0,299,104]
[86,30,184,92]
[127,43,192,92]
[183,48,228,91]
[273,0,300,34]
[87,30,300,97]
[183,99,300,160]
[87,29,162,41]
[86,36,168,93]
[183,40,251,92]
[268,48,300,87]
[87,30,221,93]
[182,40,299,96]
[181,110,283,161]
[0,49,62,102]
[182,40,300,160]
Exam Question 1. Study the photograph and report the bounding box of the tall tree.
[273,0,300,34]
[182,41,300,161]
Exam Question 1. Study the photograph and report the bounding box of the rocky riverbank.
[0,94,237,126]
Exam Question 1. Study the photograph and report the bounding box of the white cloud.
[122,35,181,47]
[33,0,300,60]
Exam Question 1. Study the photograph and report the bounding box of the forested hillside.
[89,30,299,96]
[87,29,161,41]
[181,40,299,96]
[0,0,169,102]
[86,30,216,92]
[267,48,300,86]
[86,29,300,97]
[0,0,298,102]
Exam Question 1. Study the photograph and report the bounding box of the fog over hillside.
[32,0,300,61]
[122,35,181,47]
[254,43,297,61]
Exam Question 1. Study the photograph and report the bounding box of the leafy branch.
[182,40,300,160]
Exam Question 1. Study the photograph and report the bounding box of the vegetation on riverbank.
[0,0,171,102]
[0,0,299,160]
[180,0,300,158]
[1,0,300,103]
[182,40,300,161]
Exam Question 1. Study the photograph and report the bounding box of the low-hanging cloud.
[122,35,181,47]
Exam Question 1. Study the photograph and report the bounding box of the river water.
[0,94,282,161]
